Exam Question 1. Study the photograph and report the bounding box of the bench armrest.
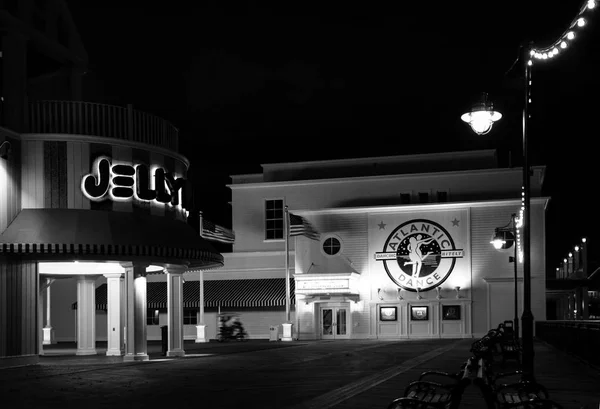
[418,370,460,381]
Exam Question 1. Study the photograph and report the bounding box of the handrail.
[27,100,179,152]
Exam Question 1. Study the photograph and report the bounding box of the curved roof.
[0,209,223,269]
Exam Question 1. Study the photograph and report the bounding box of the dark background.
[66,1,600,273]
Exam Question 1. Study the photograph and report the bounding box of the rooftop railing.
[27,100,179,152]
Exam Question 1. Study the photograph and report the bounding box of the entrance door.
[320,306,350,339]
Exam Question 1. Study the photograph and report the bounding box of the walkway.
[1,338,598,409]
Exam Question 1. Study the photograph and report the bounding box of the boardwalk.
[1,338,598,409]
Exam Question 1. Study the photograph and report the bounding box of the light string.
[531,0,596,61]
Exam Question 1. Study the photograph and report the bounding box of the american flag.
[289,213,320,240]
[201,219,235,244]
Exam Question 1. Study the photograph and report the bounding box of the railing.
[27,100,179,152]
[536,320,600,367]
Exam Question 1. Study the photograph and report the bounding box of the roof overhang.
[0,209,223,269]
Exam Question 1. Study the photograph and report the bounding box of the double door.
[320,304,350,339]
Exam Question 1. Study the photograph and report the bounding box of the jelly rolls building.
[220,149,548,340]
[0,2,222,367]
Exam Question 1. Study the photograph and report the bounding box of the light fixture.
[436,287,442,300]
[490,228,515,250]
[397,288,403,300]
[416,287,423,300]
[460,92,502,135]
[455,286,461,299]
[377,288,384,300]
[0,140,11,160]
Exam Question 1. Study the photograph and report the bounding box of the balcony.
[26,100,179,152]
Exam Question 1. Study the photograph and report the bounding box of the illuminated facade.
[0,0,221,368]
[221,150,548,340]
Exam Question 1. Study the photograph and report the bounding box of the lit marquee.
[81,156,191,211]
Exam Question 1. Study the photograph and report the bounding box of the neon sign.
[81,156,191,210]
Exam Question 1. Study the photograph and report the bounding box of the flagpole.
[284,205,291,323]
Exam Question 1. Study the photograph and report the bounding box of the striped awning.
[72,278,295,310]
[0,209,223,268]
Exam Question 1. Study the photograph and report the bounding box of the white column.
[195,269,208,343]
[166,267,185,357]
[76,276,98,355]
[42,278,55,345]
[104,272,124,356]
[123,263,149,361]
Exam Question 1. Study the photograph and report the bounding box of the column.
[166,267,185,357]
[42,278,55,345]
[195,269,208,343]
[123,263,149,361]
[76,276,97,355]
[104,272,124,356]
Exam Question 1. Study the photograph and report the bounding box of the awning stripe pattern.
[0,243,223,265]
[72,278,295,310]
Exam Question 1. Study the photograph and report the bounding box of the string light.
[531,0,596,61]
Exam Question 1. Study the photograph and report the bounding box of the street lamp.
[461,0,596,378]
[491,214,520,341]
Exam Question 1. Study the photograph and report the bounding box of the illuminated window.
[322,236,341,256]
[265,199,284,240]
[147,309,159,325]
[183,310,197,325]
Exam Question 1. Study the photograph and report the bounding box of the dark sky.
[66,1,600,271]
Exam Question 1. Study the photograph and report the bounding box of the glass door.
[321,306,350,339]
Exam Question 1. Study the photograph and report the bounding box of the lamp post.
[460,0,597,378]
[491,213,520,342]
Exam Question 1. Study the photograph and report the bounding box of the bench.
[472,357,552,409]
[387,358,474,409]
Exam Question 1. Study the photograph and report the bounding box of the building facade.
[0,0,222,368]
[219,150,548,340]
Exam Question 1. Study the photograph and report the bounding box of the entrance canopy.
[0,209,223,268]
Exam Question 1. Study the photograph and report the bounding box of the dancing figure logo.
[374,219,463,291]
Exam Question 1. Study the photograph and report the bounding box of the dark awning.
[0,209,223,268]
[72,279,295,310]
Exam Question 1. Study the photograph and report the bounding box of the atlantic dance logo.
[374,219,463,291]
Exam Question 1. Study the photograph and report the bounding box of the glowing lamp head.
[461,92,502,135]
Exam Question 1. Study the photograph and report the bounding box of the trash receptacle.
[269,325,279,341]
[160,325,168,355]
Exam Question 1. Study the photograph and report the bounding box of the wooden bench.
[472,357,551,408]
[387,358,474,409]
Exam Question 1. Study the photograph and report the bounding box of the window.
[265,199,284,240]
[436,191,448,202]
[380,307,397,321]
[183,309,198,325]
[442,305,461,320]
[400,193,411,204]
[147,309,159,325]
[322,236,341,256]
[418,192,430,203]
[411,306,429,321]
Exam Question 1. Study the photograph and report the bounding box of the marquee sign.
[374,219,464,291]
[81,156,191,210]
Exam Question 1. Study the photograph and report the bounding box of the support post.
[104,272,124,356]
[166,267,185,357]
[195,269,208,343]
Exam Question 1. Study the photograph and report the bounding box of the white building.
[214,149,548,340]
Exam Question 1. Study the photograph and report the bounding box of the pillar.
[104,272,124,356]
[166,267,185,357]
[42,278,56,345]
[76,276,97,355]
[582,287,589,320]
[195,269,208,343]
[123,263,149,361]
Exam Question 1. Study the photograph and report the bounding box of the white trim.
[228,166,546,189]
[20,133,190,167]
[287,198,549,216]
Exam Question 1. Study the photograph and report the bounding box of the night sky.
[66,1,600,271]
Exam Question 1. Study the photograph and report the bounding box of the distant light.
[588,0,596,10]
[577,18,586,27]
[567,31,575,40]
